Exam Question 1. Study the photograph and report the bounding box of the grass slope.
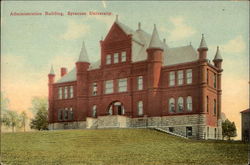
[1,129,248,165]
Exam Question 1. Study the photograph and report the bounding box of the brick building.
[241,109,250,141]
[48,18,223,139]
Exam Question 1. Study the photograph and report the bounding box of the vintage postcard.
[1,1,249,164]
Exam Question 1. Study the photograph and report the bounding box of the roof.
[56,21,199,83]
[49,65,55,75]
[241,109,250,113]
[148,25,164,50]
[213,46,223,61]
[199,34,208,50]
[78,41,90,63]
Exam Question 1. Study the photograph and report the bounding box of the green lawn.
[1,129,248,165]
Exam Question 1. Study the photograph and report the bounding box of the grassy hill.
[1,129,248,165]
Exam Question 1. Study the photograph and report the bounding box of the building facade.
[241,109,250,141]
[48,18,223,139]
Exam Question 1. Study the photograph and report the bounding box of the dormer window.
[106,54,111,64]
[121,51,126,62]
[114,53,119,63]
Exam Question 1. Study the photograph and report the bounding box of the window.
[214,99,216,115]
[106,54,111,64]
[207,96,209,113]
[105,80,113,94]
[186,69,192,84]
[108,106,113,115]
[177,97,184,112]
[69,86,73,98]
[118,78,127,92]
[92,83,97,96]
[64,87,68,99]
[186,96,192,111]
[169,127,174,133]
[137,76,143,90]
[114,53,119,63]
[92,105,97,117]
[178,70,183,85]
[58,87,63,99]
[214,128,217,139]
[186,127,192,137]
[64,108,68,120]
[58,110,63,121]
[214,73,217,88]
[169,71,175,86]
[138,101,143,116]
[121,51,126,62]
[207,127,209,138]
[69,108,73,120]
[169,98,175,113]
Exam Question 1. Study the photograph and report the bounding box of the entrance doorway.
[107,101,125,116]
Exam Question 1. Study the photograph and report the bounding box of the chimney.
[61,67,67,77]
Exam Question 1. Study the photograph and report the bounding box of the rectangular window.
[58,110,63,121]
[69,86,73,98]
[137,76,143,90]
[138,101,143,116]
[92,83,97,96]
[186,127,192,137]
[64,108,68,120]
[114,53,119,63]
[214,73,217,88]
[169,71,175,86]
[64,87,68,99]
[121,51,126,62]
[186,69,192,84]
[118,78,127,92]
[169,127,174,133]
[105,80,113,94]
[58,87,62,99]
[178,70,183,85]
[69,107,73,120]
[106,54,111,64]
[214,99,217,115]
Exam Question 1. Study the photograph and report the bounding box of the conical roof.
[49,65,55,75]
[77,41,90,62]
[199,34,208,50]
[213,46,223,61]
[148,24,164,50]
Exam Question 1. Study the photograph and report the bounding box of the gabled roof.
[56,21,199,84]
[148,25,164,50]
[199,34,208,50]
[213,46,223,61]
[241,109,250,113]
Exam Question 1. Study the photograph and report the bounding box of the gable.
[104,23,130,43]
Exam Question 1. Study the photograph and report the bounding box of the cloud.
[221,35,246,54]
[161,16,196,41]
[102,1,107,8]
[60,20,90,40]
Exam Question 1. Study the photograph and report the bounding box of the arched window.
[92,105,97,117]
[138,101,143,116]
[108,106,113,115]
[169,98,175,113]
[186,96,192,111]
[177,97,184,112]
[64,108,69,120]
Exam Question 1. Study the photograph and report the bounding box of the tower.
[146,24,163,116]
[198,34,208,60]
[48,65,55,123]
[76,41,90,120]
[213,46,223,69]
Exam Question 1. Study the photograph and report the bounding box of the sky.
[1,1,249,139]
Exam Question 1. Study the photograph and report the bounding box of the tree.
[2,110,21,132]
[29,97,48,130]
[20,111,28,132]
[222,119,237,140]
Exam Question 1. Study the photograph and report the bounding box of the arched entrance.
[107,101,125,115]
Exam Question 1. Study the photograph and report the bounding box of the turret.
[146,24,163,89]
[198,34,208,60]
[213,46,223,69]
[48,65,55,123]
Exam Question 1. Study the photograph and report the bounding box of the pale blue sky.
[1,1,249,138]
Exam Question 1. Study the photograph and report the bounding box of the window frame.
[105,80,113,94]
[186,96,192,112]
[121,51,126,62]
[106,54,111,64]
[169,71,175,86]
[177,97,184,112]
[169,98,175,113]
[92,82,97,96]
[138,101,143,116]
[177,70,184,85]
[118,78,127,92]
[137,76,143,90]
[114,53,119,63]
[186,69,192,84]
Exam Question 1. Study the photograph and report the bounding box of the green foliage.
[20,111,28,132]
[29,97,48,130]
[2,110,21,132]
[222,119,237,140]
[1,129,248,165]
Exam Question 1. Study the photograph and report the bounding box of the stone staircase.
[154,127,188,139]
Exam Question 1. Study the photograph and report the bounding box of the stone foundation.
[49,114,222,139]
